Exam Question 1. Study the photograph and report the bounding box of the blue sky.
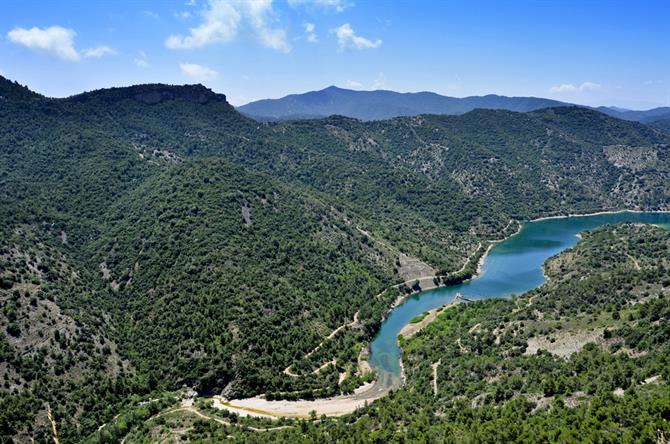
[1,0,668,108]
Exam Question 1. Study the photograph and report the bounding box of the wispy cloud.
[7,26,115,61]
[134,51,150,68]
[372,72,387,89]
[166,0,290,53]
[82,46,117,58]
[346,80,362,88]
[288,0,349,13]
[180,62,218,81]
[549,82,601,93]
[304,22,317,43]
[334,23,381,50]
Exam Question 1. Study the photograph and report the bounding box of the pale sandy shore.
[213,379,393,418]
[209,210,669,420]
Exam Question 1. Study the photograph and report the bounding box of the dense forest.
[1,75,670,442]
[120,224,670,443]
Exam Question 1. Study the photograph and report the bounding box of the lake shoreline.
[529,209,670,222]
[220,209,670,419]
[372,209,670,381]
[476,220,523,275]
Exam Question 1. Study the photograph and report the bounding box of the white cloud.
[83,46,117,58]
[334,23,381,50]
[175,11,192,19]
[166,0,290,53]
[180,63,218,81]
[549,82,601,94]
[257,27,290,52]
[8,26,80,61]
[304,22,317,43]
[7,26,115,62]
[288,0,349,12]
[346,80,362,88]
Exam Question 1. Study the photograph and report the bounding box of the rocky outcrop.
[68,83,228,106]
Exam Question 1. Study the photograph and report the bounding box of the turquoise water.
[369,211,670,387]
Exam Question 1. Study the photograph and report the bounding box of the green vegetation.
[1,75,670,442]
[126,223,670,442]
[410,312,429,324]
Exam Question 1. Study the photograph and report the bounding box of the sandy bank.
[215,380,391,419]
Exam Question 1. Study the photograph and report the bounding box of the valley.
[1,76,670,442]
[106,221,670,443]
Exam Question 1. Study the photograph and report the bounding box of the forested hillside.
[1,75,670,442]
[127,223,670,442]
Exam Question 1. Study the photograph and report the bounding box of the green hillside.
[128,223,670,443]
[1,77,670,442]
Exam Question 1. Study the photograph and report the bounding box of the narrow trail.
[283,310,360,376]
[313,359,336,374]
[218,219,519,421]
[627,254,641,270]
[162,405,293,432]
[47,405,60,444]
[308,310,360,358]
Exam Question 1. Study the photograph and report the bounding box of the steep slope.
[0,84,181,442]
[237,86,570,120]
[1,76,670,442]
[263,108,670,268]
[0,81,399,441]
[130,223,670,442]
[88,158,396,399]
[58,86,669,270]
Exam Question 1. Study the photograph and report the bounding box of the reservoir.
[369,211,670,389]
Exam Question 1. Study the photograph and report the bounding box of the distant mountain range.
[594,106,670,124]
[237,86,670,127]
